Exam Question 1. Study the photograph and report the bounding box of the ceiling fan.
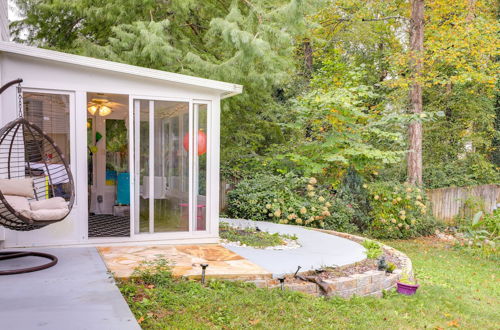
[87,97,120,117]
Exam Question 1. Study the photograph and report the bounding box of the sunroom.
[0,41,242,248]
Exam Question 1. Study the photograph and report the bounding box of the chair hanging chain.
[17,83,23,118]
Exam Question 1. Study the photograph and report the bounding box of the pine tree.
[12,0,314,179]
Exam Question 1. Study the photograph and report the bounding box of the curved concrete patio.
[98,220,367,281]
[222,218,366,277]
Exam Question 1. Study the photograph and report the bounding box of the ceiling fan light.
[87,105,98,115]
[99,105,112,116]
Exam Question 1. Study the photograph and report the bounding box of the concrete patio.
[0,247,139,330]
[222,219,366,276]
[0,221,367,329]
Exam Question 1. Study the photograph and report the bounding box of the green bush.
[321,198,358,232]
[457,210,499,259]
[338,167,372,230]
[225,173,303,222]
[226,174,356,232]
[367,181,438,239]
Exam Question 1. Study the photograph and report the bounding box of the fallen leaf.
[249,319,260,325]
[447,320,460,327]
[137,316,145,324]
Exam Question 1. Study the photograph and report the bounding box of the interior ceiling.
[86,93,188,119]
[87,92,129,114]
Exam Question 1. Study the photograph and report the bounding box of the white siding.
[0,0,9,41]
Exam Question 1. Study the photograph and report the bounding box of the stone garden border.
[248,229,413,298]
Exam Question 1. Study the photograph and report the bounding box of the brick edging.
[248,229,413,298]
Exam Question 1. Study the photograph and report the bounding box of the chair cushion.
[29,207,69,221]
[0,178,34,198]
[4,195,32,219]
[30,197,68,211]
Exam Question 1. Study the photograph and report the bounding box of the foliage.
[12,0,499,187]
[397,274,417,285]
[280,63,406,182]
[225,173,304,222]
[219,222,297,248]
[422,83,500,188]
[386,262,396,273]
[310,0,499,187]
[361,239,383,259]
[456,210,499,259]
[226,174,357,232]
[338,167,372,230]
[321,197,358,233]
[119,239,500,329]
[367,182,438,239]
[12,0,316,182]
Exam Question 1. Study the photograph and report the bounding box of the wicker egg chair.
[0,79,75,275]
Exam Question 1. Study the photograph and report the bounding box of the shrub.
[362,239,383,259]
[226,174,356,232]
[338,167,372,230]
[367,181,438,239]
[321,198,358,233]
[457,210,499,259]
[225,173,303,222]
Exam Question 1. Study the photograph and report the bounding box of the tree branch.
[322,15,408,27]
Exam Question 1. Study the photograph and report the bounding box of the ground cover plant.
[119,238,499,329]
[219,222,297,248]
[454,209,499,260]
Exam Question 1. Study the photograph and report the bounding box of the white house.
[0,7,242,248]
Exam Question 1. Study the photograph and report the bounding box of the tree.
[310,0,498,187]
[12,0,315,180]
[407,0,424,185]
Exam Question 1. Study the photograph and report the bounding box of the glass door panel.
[153,101,189,232]
[138,100,150,232]
[134,99,190,233]
[193,103,208,231]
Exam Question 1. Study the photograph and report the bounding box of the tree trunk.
[407,0,424,185]
[303,39,313,77]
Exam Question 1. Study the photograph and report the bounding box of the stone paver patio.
[98,244,272,280]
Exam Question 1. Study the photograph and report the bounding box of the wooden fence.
[427,184,500,223]
[219,180,231,211]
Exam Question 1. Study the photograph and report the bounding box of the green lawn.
[119,238,499,329]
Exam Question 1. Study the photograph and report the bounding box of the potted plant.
[396,274,419,295]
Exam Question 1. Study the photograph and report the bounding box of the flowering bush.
[225,174,356,232]
[367,182,437,239]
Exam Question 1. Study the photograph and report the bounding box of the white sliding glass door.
[133,99,210,235]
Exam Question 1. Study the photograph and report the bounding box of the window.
[23,92,71,199]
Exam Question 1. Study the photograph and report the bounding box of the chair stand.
[0,251,58,275]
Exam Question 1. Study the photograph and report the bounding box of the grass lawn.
[119,237,499,329]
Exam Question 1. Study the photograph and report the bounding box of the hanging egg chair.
[0,79,75,275]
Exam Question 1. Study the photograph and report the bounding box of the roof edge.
[0,41,243,96]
